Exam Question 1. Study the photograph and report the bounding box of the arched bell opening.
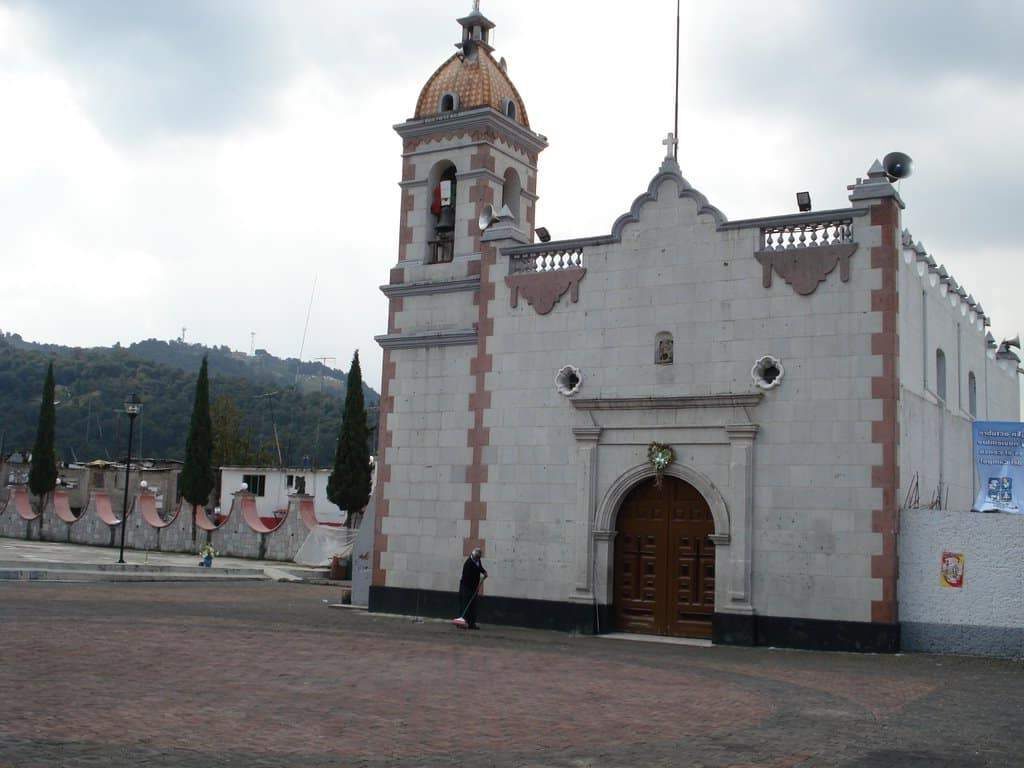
[426,160,458,264]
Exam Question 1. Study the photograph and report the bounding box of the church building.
[364,5,1021,651]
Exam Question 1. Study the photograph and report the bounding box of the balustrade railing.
[508,247,584,274]
[760,218,854,251]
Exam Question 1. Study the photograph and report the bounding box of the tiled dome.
[414,9,529,128]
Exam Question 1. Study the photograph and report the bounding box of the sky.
[1,0,1022,392]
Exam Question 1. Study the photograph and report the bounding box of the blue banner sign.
[973,421,1024,514]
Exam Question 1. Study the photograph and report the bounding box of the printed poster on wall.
[972,421,1024,514]
[940,552,965,589]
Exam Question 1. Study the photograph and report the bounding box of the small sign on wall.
[940,552,965,589]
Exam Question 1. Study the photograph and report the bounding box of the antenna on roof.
[673,0,680,159]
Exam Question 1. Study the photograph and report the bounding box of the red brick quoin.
[372,264,403,587]
[465,144,496,558]
[869,200,900,625]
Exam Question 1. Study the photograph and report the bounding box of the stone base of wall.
[715,613,900,653]
[369,586,608,634]
[371,587,901,651]
[902,622,1023,660]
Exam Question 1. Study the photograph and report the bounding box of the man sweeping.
[456,548,488,630]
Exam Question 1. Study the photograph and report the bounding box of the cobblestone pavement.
[1,582,1020,767]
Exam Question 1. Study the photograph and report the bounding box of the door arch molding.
[596,462,730,541]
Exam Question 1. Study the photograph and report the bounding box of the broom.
[452,583,481,628]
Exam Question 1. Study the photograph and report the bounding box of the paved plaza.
[1,581,1021,767]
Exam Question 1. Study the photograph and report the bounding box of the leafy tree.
[0,337,378,467]
[210,394,273,467]
[28,361,58,501]
[327,350,372,525]
[179,357,215,508]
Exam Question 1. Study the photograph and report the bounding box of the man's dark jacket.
[460,556,487,593]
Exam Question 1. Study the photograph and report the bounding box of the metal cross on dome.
[662,132,677,159]
[473,0,480,11]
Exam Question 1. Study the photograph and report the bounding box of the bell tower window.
[504,99,517,120]
[428,164,457,264]
[440,93,457,113]
[501,168,521,223]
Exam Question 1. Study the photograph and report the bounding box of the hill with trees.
[0,332,379,468]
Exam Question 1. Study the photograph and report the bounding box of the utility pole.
[180,327,187,344]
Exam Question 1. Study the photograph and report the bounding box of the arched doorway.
[613,476,716,639]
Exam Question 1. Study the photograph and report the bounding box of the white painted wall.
[898,242,1021,511]
[218,467,345,526]
[900,509,1024,658]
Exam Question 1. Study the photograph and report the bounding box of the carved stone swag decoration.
[755,219,858,296]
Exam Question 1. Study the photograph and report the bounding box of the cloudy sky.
[1,0,1021,390]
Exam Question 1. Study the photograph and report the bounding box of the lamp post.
[118,392,143,564]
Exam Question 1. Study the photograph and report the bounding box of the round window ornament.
[752,355,784,390]
[555,365,582,397]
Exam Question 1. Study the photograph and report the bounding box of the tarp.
[972,421,1024,513]
[293,526,358,567]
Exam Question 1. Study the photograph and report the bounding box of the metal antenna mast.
[674,0,680,158]
[295,275,318,386]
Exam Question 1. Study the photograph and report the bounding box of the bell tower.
[370,4,547,596]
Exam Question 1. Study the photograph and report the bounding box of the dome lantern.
[456,1,496,58]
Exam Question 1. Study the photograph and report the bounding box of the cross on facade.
[662,132,677,159]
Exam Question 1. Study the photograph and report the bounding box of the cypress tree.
[327,350,371,523]
[28,361,58,500]
[180,356,215,508]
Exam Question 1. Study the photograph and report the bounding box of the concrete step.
[0,560,266,577]
[0,567,269,583]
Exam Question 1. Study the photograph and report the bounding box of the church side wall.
[897,246,1021,511]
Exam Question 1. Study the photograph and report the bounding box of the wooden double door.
[613,476,716,638]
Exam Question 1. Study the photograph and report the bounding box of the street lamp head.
[140,480,148,490]
[124,392,143,416]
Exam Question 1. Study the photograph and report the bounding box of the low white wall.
[899,509,1024,658]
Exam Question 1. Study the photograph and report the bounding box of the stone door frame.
[569,394,761,624]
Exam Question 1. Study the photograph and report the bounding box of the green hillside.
[0,333,379,467]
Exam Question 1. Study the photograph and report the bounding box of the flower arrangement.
[647,442,675,488]
[198,543,217,567]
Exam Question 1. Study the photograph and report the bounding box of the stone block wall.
[0,489,323,563]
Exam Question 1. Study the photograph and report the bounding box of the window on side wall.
[936,349,947,402]
[968,371,977,418]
